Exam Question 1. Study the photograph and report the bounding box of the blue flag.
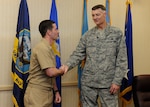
[120,1,133,107]
[105,0,111,24]
[78,0,88,106]
[12,0,31,106]
[50,0,61,107]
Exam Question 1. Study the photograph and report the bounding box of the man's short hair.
[39,20,55,37]
[92,4,106,11]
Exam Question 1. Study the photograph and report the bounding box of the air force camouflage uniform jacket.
[66,24,128,88]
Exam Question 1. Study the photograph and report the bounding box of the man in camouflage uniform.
[63,4,128,107]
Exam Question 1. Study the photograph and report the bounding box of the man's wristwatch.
[54,90,59,94]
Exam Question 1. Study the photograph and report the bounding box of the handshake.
[58,65,69,75]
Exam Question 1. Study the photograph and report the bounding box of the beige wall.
[0,0,150,107]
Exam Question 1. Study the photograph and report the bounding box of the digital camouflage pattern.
[66,24,128,88]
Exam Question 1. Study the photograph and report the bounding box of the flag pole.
[121,0,133,107]
[50,0,62,107]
